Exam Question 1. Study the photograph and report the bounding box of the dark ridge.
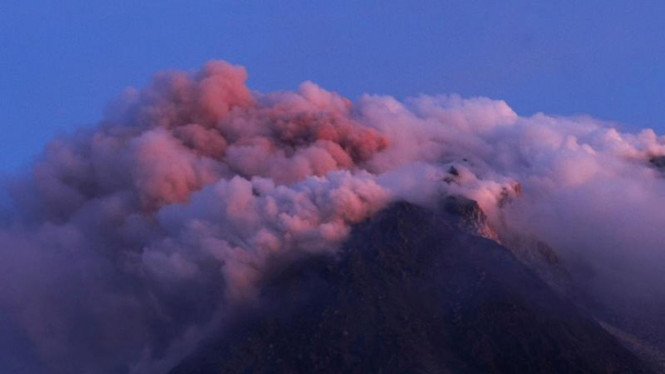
[438,195,496,239]
[169,201,652,374]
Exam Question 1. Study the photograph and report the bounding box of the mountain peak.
[169,200,653,374]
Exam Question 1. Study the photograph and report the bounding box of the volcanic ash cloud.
[2,60,665,374]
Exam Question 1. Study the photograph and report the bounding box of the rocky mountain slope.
[169,200,653,374]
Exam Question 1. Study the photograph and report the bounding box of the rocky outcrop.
[439,195,500,241]
[439,194,571,295]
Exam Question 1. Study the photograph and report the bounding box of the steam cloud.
[2,61,665,373]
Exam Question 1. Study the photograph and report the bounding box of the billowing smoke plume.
[2,61,665,373]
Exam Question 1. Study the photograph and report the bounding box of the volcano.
[169,199,653,374]
[3,61,665,374]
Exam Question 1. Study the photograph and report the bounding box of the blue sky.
[2,0,665,173]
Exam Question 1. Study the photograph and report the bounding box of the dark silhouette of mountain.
[169,200,653,374]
